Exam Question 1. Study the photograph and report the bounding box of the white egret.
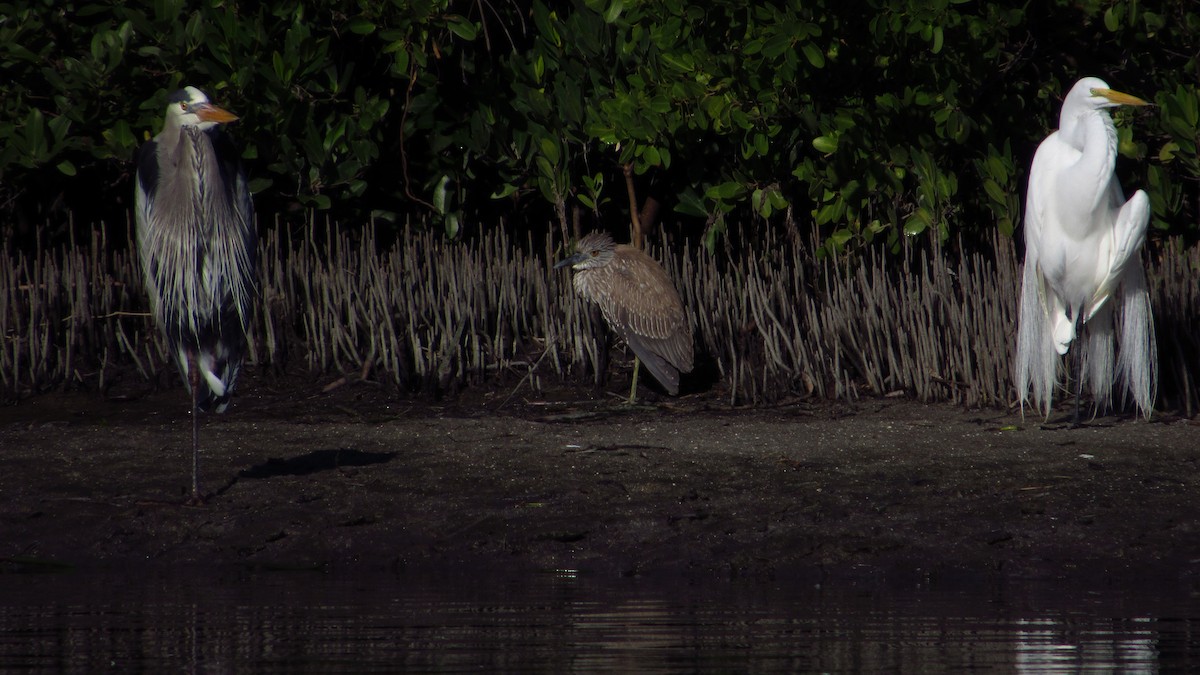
[1016,77,1156,421]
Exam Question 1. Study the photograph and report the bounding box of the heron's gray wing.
[134,139,161,207]
[203,127,257,332]
[133,139,167,316]
[133,138,161,240]
[208,127,256,269]
[180,127,256,410]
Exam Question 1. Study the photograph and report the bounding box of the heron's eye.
[180,102,189,112]
[590,249,599,256]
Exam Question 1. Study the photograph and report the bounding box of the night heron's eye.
[590,249,599,256]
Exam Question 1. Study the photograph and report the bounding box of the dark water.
[1,567,1198,672]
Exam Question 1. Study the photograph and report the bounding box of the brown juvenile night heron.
[555,231,693,401]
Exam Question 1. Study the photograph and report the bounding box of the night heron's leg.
[628,357,641,404]
[188,350,202,503]
[1070,343,1084,427]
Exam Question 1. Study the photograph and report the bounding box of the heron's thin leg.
[188,351,202,502]
[628,357,640,404]
[1071,343,1084,427]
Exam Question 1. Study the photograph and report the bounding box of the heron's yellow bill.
[1091,88,1149,107]
[196,104,239,123]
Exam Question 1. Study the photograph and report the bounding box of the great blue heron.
[555,232,693,401]
[134,86,257,501]
[1015,77,1156,422]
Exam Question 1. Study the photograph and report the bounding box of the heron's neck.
[157,123,188,164]
[1060,108,1118,210]
[1061,107,1117,159]
[157,124,210,185]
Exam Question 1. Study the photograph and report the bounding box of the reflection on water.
[1,567,1197,672]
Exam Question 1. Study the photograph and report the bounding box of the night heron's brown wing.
[624,332,689,395]
[576,245,693,394]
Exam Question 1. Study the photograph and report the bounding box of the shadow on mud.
[237,449,397,479]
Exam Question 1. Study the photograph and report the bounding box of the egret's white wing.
[1023,135,1055,260]
[1086,187,1150,321]
[1025,133,1080,354]
[1015,133,1065,417]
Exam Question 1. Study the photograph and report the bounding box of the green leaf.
[812,135,838,153]
[815,203,840,225]
[801,43,825,68]
[984,155,1009,183]
[25,108,47,160]
[1103,7,1119,31]
[706,181,744,200]
[446,16,478,41]
[433,175,450,214]
[348,17,375,35]
[603,0,624,23]
[247,177,272,194]
[904,208,932,235]
[762,33,793,59]
[660,52,694,72]
[444,212,461,238]
[532,3,562,48]
[491,184,519,199]
[535,156,556,182]
[46,116,73,153]
[983,179,1006,204]
[539,137,561,165]
[675,189,708,217]
[56,160,77,176]
[997,217,1014,237]
[392,49,409,75]
[754,133,768,156]
[703,214,727,253]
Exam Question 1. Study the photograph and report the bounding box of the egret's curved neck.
[1060,107,1118,213]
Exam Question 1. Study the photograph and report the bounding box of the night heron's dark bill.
[554,253,585,269]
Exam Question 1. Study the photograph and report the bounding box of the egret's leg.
[188,351,202,503]
[628,357,640,404]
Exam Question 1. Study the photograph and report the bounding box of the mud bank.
[3,375,1198,586]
